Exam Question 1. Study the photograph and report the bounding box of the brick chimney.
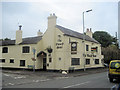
[86,28,93,38]
[16,25,22,44]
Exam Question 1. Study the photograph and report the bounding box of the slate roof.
[0,36,42,46]
[56,25,99,44]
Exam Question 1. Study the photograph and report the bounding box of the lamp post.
[83,9,92,71]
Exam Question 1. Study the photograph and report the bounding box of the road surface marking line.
[4,74,10,77]
[63,81,90,88]
[8,83,14,85]
[14,76,26,79]
[40,79,50,82]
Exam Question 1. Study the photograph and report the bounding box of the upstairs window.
[91,47,98,52]
[2,47,8,53]
[49,58,52,63]
[22,46,30,53]
[96,47,98,52]
[86,45,89,51]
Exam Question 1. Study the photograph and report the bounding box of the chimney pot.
[50,14,52,16]
[37,30,43,36]
[86,28,93,38]
[19,25,22,30]
[90,28,92,32]
[87,28,89,32]
[53,13,55,16]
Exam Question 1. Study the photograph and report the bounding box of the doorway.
[43,58,47,71]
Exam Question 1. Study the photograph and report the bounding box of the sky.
[1,0,119,40]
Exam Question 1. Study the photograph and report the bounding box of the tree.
[93,31,114,47]
[102,45,120,64]
[4,38,11,41]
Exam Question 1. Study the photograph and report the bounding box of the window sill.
[71,65,80,66]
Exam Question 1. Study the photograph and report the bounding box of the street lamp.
[83,9,92,71]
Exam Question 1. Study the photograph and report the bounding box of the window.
[95,59,99,64]
[86,59,90,65]
[10,59,14,63]
[49,58,52,62]
[91,47,98,52]
[71,58,80,65]
[86,45,89,51]
[0,59,5,63]
[22,46,30,53]
[96,47,98,52]
[20,60,25,66]
[2,47,8,53]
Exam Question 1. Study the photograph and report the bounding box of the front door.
[43,58,47,71]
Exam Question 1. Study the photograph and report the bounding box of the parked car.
[108,60,120,82]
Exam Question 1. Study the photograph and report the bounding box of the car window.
[110,62,120,69]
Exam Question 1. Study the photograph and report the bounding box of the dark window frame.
[10,59,14,63]
[20,60,25,66]
[71,58,80,65]
[2,47,8,53]
[49,58,52,62]
[0,59,5,63]
[22,46,30,53]
[96,47,98,52]
[95,59,99,64]
[86,59,90,65]
[86,45,89,51]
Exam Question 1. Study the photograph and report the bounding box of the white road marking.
[56,77,69,79]
[14,76,26,79]
[4,74,10,77]
[63,81,90,88]
[33,80,39,82]
[40,79,50,82]
[8,83,14,85]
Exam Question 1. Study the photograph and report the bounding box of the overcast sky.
[1,0,119,39]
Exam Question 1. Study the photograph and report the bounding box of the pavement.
[2,67,108,79]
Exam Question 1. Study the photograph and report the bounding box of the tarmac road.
[2,71,119,89]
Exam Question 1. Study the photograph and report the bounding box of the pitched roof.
[0,36,42,46]
[56,25,99,44]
